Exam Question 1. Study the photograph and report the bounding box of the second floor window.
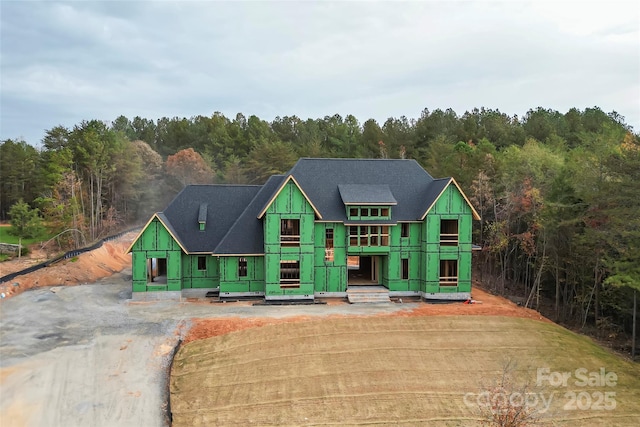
[349,225,389,247]
[401,223,410,238]
[325,228,334,261]
[347,206,391,220]
[280,219,300,246]
[440,219,459,246]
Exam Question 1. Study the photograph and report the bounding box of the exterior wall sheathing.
[264,180,316,299]
[385,223,422,293]
[313,223,348,294]
[181,254,219,289]
[130,218,183,292]
[130,179,476,301]
[422,185,473,297]
[219,256,265,295]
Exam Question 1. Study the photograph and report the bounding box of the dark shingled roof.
[214,175,285,254]
[162,185,261,253]
[149,159,462,255]
[419,178,451,218]
[286,158,436,222]
[338,184,397,205]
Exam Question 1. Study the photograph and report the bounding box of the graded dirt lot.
[1,234,638,426]
[172,316,640,427]
[0,234,134,299]
[183,286,547,345]
[0,271,424,427]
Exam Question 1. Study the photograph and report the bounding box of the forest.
[1,106,638,350]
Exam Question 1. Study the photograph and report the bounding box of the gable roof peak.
[257,174,322,219]
[419,177,481,221]
[183,183,261,188]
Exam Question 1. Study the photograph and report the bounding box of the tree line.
[1,106,638,347]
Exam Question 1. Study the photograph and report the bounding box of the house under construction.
[127,158,480,301]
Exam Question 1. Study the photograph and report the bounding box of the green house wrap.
[128,158,480,301]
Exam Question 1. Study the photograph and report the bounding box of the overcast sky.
[1,1,638,146]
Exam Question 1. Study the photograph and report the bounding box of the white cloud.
[527,0,639,38]
[1,0,638,145]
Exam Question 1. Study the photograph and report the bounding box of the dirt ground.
[172,316,640,427]
[0,271,421,427]
[1,230,549,344]
[2,229,547,331]
[0,231,554,427]
[0,233,135,299]
[184,287,549,344]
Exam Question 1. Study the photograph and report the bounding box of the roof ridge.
[184,184,262,187]
[297,157,416,161]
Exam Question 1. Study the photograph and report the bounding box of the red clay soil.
[392,286,550,321]
[0,233,135,299]
[184,286,550,344]
[0,229,549,341]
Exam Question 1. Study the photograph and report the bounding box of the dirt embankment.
[184,286,550,344]
[1,230,548,342]
[0,233,135,300]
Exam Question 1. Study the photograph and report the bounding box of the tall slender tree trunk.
[525,240,545,309]
[95,170,103,238]
[594,257,601,329]
[555,255,560,321]
[76,164,87,243]
[479,189,484,249]
[71,173,77,248]
[79,181,85,229]
[89,173,95,241]
[583,258,600,328]
[632,290,636,360]
[500,250,507,293]
[563,272,572,322]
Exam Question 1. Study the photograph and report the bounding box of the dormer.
[338,184,397,221]
[198,203,207,231]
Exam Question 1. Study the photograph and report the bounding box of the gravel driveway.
[0,269,415,427]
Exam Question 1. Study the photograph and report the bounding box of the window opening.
[401,223,410,238]
[238,258,248,277]
[350,226,359,246]
[197,256,207,271]
[402,258,409,280]
[325,228,334,261]
[348,206,391,219]
[440,219,459,246]
[280,219,300,246]
[349,225,389,246]
[280,261,300,287]
[439,260,458,286]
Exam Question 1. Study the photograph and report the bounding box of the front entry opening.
[147,257,167,284]
[348,256,379,285]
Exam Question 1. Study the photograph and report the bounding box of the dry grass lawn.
[171,316,640,426]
